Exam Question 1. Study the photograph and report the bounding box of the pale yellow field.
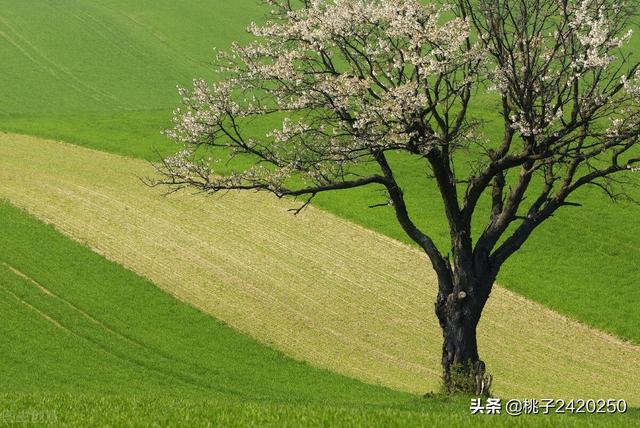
[0,132,637,402]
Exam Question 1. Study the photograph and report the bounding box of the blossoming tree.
[155,0,640,394]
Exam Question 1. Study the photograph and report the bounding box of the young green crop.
[1,1,639,424]
[1,394,639,428]
[1,133,638,402]
[0,200,411,404]
[5,200,637,426]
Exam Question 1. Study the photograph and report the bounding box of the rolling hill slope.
[0,201,464,427]
[1,132,637,405]
[5,178,636,427]
[0,0,638,344]
[0,0,257,115]
[1,0,639,424]
[0,200,405,404]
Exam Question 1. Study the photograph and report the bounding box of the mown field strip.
[0,132,638,402]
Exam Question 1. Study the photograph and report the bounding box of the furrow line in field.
[0,179,439,386]
[0,259,224,378]
[0,15,119,104]
[0,133,638,400]
[35,176,631,382]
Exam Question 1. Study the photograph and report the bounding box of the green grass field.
[2,132,639,404]
[0,200,395,402]
[0,0,638,425]
[0,0,637,344]
[1,200,637,427]
[4,394,638,427]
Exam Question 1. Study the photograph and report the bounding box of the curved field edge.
[5,170,635,428]
[1,112,638,346]
[0,200,409,405]
[0,133,637,403]
[3,206,635,428]
[0,0,638,344]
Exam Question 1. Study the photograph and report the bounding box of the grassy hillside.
[1,150,638,427]
[0,0,259,115]
[0,200,437,426]
[1,133,638,404]
[6,199,638,427]
[0,201,410,404]
[1,1,639,425]
[0,0,637,344]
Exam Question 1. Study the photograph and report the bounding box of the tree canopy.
[154,0,640,394]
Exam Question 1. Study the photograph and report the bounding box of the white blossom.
[569,0,632,71]
[161,0,639,195]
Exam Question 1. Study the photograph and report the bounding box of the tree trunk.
[435,277,492,396]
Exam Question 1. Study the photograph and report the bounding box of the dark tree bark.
[435,269,494,395]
